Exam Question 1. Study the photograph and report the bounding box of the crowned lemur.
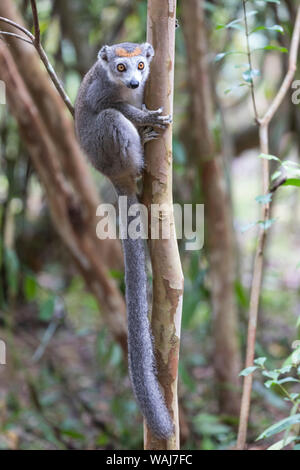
[75,42,173,439]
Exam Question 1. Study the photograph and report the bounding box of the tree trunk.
[142,0,184,450]
[182,0,241,416]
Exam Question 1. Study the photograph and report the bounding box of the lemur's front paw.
[142,105,172,129]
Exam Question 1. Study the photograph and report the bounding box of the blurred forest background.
[0,0,300,450]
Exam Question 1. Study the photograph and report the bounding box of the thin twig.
[242,0,259,123]
[0,7,74,116]
[0,31,32,44]
[28,0,74,116]
[260,8,300,127]
[0,16,34,40]
[236,5,300,450]
[32,298,65,363]
[30,0,40,46]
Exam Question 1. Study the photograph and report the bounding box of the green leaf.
[39,296,55,321]
[283,351,299,367]
[257,414,300,440]
[4,248,20,296]
[60,428,85,440]
[215,52,227,62]
[96,433,109,447]
[258,218,276,230]
[215,51,246,62]
[292,348,300,365]
[279,365,293,374]
[267,435,297,450]
[282,160,300,168]
[239,366,258,377]
[251,24,284,35]
[235,280,249,309]
[224,83,248,94]
[109,269,124,280]
[282,178,300,187]
[216,19,244,32]
[255,193,272,205]
[264,379,276,388]
[263,370,280,380]
[254,357,267,367]
[243,68,260,83]
[258,153,280,161]
[24,274,38,301]
[271,170,282,181]
[245,10,259,19]
[277,377,300,385]
[263,45,288,53]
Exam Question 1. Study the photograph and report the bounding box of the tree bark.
[142,0,184,450]
[182,0,241,416]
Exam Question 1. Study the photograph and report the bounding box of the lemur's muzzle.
[128,79,139,89]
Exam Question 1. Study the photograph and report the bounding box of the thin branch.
[242,0,259,123]
[260,7,300,126]
[236,5,300,450]
[0,31,32,44]
[30,0,40,46]
[36,44,74,116]
[28,0,74,116]
[0,16,34,40]
[0,7,75,116]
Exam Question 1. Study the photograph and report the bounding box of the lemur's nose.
[129,80,139,89]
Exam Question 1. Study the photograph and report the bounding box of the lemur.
[75,42,173,439]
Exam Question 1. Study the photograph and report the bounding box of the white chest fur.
[122,86,144,109]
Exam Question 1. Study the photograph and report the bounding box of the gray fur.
[75,42,173,438]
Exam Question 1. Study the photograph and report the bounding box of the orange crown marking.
[115,47,142,58]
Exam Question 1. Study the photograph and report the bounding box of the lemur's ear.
[98,45,110,62]
[143,43,154,61]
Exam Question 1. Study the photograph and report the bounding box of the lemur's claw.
[153,114,172,129]
[157,114,172,123]
[141,127,160,145]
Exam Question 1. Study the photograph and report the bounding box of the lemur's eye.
[138,62,145,70]
[117,64,126,72]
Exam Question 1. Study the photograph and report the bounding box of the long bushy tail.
[115,187,174,439]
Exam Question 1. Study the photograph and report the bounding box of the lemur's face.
[99,42,154,89]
